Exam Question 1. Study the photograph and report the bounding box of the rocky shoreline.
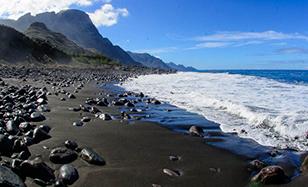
[0,64,307,186]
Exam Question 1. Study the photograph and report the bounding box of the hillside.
[0,10,140,66]
[0,24,70,63]
[127,51,171,70]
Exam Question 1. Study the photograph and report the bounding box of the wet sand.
[18,80,250,187]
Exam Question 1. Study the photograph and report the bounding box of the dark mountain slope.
[0,10,140,66]
[127,51,171,70]
[0,25,70,63]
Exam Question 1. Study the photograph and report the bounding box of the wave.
[119,72,308,151]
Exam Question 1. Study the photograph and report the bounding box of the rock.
[99,114,112,121]
[248,160,267,172]
[68,107,81,112]
[163,168,181,177]
[80,148,105,165]
[33,126,51,143]
[6,120,19,135]
[300,155,308,173]
[58,164,79,185]
[18,122,32,132]
[20,158,55,182]
[54,180,66,187]
[81,116,91,122]
[0,134,13,156]
[188,126,204,137]
[37,105,50,112]
[251,165,289,184]
[49,147,78,164]
[30,112,46,122]
[0,165,25,187]
[73,121,84,127]
[169,155,181,161]
[64,140,78,150]
[68,94,76,99]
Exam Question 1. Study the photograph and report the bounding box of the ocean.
[119,70,308,151]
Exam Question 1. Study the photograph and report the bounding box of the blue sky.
[1,0,308,69]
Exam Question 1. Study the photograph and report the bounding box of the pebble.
[49,147,78,164]
[59,164,79,185]
[163,168,181,177]
[80,147,105,165]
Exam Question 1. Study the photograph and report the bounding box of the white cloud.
[0,0,129,27]
[0,0,93,19]
[188,42,230,49]
[88,4,128,27]
[134,47,177,54]
[195,31,308,42]
[188,31,308,50]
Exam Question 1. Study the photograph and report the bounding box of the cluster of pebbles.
[0,77,107,186]
[0,65,166,187]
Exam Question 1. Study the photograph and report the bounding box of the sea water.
[119,70,308,151]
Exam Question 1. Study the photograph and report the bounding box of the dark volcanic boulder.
[33,126,51,142]
[251,165,289,184]
[80,147,105,165]
[0,165,25,187]
[58,164,79,185]
[20,158,55,182]
[49,147,78,164]
[0,134,14,156]
[30,112,46,122]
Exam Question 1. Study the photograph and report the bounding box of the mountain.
[166,62,198,72]
[127,51,171,70]
[0,24,70,63]
[0,10,140,66]
[24,22,92,56]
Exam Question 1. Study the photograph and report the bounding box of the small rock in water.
[251,165,289,184]
[163,168,181,177]
[49,147,78,164]
[80,147,105,165]
[300,155,308,173]
[189,126,204,137]
[58,164,79,185]
[247,160,267,172]
[0,165,25,187]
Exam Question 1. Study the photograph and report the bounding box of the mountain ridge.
[0,10,140,66]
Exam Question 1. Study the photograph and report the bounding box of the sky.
[1,0,308,70]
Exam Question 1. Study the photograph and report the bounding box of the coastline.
[25,78,249,187]
[0,65,306,186]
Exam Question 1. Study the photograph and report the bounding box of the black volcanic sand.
[0,65,306,187]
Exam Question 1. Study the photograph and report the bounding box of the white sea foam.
[119,72,308,150]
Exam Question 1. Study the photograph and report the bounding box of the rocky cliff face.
[0,25,70,63]
[0,10,140,66]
